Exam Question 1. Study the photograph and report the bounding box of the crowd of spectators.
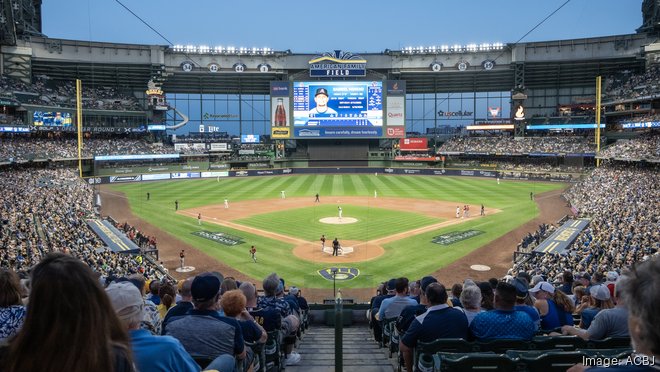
[511,162,659,281]
[115,221,158,252]
[1,75,143,111]
[368,255,660,372]
[515,224,556,254]
[439,136,597,154]
[599,133,660,161]
[604,63,660,101]
[0,168,165,282]
[0,136,173,161]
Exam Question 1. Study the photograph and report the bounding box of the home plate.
[470,264,491,272]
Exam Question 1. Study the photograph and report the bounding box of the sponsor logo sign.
[387,96,405,126]
[110,175,141,183]
[317,267,360,281]
[282,168,293,174]
[400,138,428,150]
[192,231,244,246]
[235,170,249,177]
[386,127,405,138]
[384,168,394,173]
[201,171,229,178]
[386,80,406,96]
[432,230,484,245]
[271,127,291,139]
[270,81,290,97]
[309,51,366,77]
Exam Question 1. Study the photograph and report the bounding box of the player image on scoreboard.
[292,81,383,127]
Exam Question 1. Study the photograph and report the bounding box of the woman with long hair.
[157,282,177,319]
[530,281,575,331]
[4,253,135,372]
[0,269,26,343]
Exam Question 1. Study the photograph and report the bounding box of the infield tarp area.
[533,218,590,255]
[86,219,140,253]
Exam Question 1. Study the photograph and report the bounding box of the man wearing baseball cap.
[164,273,246,371]
[106,282,200,372]
[308,87,337,117]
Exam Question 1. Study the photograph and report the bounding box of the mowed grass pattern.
[235,205,441,241]
[111,175,564,289]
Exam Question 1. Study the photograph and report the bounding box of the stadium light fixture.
[400,42,505,54]
[169,44,280,55]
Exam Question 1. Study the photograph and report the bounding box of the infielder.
[224,199,229,209]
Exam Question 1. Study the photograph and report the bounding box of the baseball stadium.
[0,1,659,371]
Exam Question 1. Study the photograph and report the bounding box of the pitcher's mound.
[319,217,358,224]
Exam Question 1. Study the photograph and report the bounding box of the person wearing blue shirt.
[378,277,418,321]
[105,281,201,372]
[470,282,536,341]
[512,277,541,331]
[400,283,469,372]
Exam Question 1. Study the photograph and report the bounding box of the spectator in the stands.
[469,282,536,341]
[221,289,267,370]
[220,277,238,295]
[105,281,200,372]
[147,280,161,306]
[560,280,629,341]
[371,278,396,343]
[397,276,438,334]
[288,286,309,311]
[478,282,495,311]
[579,284,614,329]
[604,271,619,299]
[164,273,245,371]
[409,280,421,303]
[378,277,417,321]
[162,277,194,330]
[157,282,177,319]
[512,278,541,330]
[457,283,483,325]
[3,253,135,372]
[400,283,469,372]
[450,283,463,308]
[530,281,575,331]
[239,281,281,333]
[257,273,300,366]
[127,274,162,335]
[568,258,660,371]
[558,271,574,295]
[0,268,26,343]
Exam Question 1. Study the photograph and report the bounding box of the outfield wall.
[85,167,577,185]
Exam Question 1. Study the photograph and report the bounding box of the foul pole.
[595,76,601,167]
[76,79,83,177]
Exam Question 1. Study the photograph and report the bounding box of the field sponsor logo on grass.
[191,231,245,245]
[318,267,360,281]
[432,230,484,245]
[192,231,244,246]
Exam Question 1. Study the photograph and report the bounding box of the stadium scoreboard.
[270,80,406,139]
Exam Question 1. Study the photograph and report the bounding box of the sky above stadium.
[43,0,642,53]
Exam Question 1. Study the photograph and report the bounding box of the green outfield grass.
[235,204,441,241]
[110,174,564,289]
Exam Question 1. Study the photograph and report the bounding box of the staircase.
[286,325,395,372]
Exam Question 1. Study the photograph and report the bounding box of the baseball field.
[106,174,565,293]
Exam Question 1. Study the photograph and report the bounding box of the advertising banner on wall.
[386,96,405,126]
[399,138,428,151]
[271,127,291,139]
[385,127,405,138]
[271,97,290,128]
